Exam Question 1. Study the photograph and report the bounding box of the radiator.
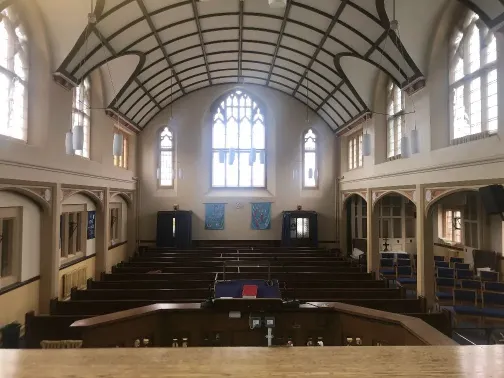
[61,266,87,299]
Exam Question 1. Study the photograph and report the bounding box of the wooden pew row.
[101,272,374,281]
[70,288,402,301]
[138,251,336,257]
[111,266,363,274]
[126,258,351,266]
[139,248,331,254]
[139,253,337,259]
[49,298,424,316]
[88,279,388,290]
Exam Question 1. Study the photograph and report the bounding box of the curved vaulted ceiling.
[39,0,504,131]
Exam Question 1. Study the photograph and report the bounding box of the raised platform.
[1,347,503,377]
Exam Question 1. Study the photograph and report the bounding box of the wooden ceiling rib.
[52,0,504,132]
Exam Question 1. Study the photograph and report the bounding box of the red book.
[242,285,258,299]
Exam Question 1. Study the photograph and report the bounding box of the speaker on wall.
[478,185,504,215]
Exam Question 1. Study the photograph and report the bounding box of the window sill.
[348,166,363,172]
[0,133,28,145]
[206,188,274,198]
[450,130,497,146]
[0,275,19,290]
[387,154,402,162]
[60,251,84,267]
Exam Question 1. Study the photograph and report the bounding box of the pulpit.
[156,210,192,249]
[281,210,318,247]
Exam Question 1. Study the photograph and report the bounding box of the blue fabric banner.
[205,203,225,230]
[251,202,272,230]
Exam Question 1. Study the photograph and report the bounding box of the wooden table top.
[1,346,503,377]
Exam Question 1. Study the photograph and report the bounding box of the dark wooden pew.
[102,272,374,281]
[24,312,88,348]
[88,279,387,290]
[126,259,351,266]
[111,265,362,274]
[71,288,401,301]
[50,298,424,316]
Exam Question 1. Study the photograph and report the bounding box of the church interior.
[1,0,504,375]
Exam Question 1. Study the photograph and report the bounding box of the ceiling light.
[269,0,287,8]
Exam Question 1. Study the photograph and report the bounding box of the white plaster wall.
[0,1,137,190]
[0,191,41,281]
[139,84,336,242]
[62,193,97,256]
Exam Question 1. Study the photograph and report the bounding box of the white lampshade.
[65,131,74,155]
[362,133,371,156]
[401,136,410,158]
[249,148,257,166]
[259,150,266,164]
[113,133,124,157]
[177,167,183,179]
[228,149,236,165]
[72,125,84,150]
[411,129,420,154]
[269,0,286,8]
[218,150,226,163]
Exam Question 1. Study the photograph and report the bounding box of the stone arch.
[342,192,367,208]
[373,190,416,210]
[62,189,103,211]
[110,192,132,208]
[425,187,480,215]
[0,187,50,213]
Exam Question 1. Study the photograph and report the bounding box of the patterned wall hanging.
[205,203,225,230]
[251,202,272,230]
[87,211,96,240]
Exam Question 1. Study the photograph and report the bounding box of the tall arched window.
[71,77,91,157]
[212,90,265,188]
[450,11,497,141]
[387,81,404,158]
[303,129,318,188]
[159,126,174,187]
[0,7,28,141]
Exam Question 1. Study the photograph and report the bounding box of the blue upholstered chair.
[436,267,454,278]
[480,271,499,282]
[396,266,416,291]
[452,289,482,327]
[381,253,395,259]
[435,277,456,305]
[481,291,504,326]
[435,261,449,268]
[456,269,474,280]
[484,282,504,293]
[434,256,445,262]
[379,258,395,279]
[454,263,470,270]
[449,257,464,267]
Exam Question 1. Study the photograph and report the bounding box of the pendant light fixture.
[73,125,84,151]
[411,127,420,154]
[65,130,75,155]
[362,114,372,157]
[113,131,123,156]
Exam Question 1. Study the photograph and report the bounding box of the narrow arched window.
[212,90,265,188]
[450,11,497,141]
[71,77,91,157]
[387,81,404,159]
[159,126,174,187]
[303,129,318,188]
[0,7,28,141]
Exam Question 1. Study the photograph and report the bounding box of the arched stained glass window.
[0,7,28,141]
[212,90,265,188]
[159,126,174,187]
[303,129,318,188]
[450,11,497,140]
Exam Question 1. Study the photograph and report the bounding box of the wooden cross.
[382,238,390,252]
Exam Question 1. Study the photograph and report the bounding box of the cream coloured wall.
[106,244,128,273]
[139,84,336,242]
[0,280,39,328]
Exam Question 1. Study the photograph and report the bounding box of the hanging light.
[113,132,123,157]
[401,136,411,158]
[228,149,236,165]
[65,130,74,155]
[249,148,257,166]
[72,125,84,150]
[178,167,183,179]
[362,114,372,157]
[218,150,226,163]
[259,150,266,164]
[411,128,420,154]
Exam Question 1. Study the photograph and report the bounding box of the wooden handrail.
[302,302,456,346]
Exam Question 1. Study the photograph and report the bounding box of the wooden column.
[95,188,110,278]
[39,183,61,313]
[340,196,348,257]
[417,184,435,309]
[366,190,380,277]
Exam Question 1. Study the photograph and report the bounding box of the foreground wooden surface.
[1,347,504,377]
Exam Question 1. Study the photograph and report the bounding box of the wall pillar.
[416,185,435,309]
[39,183,61,313]
[367,190,380,277]
[340,197,347,256]
[95,188,110,278]
[127,191,137,258]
